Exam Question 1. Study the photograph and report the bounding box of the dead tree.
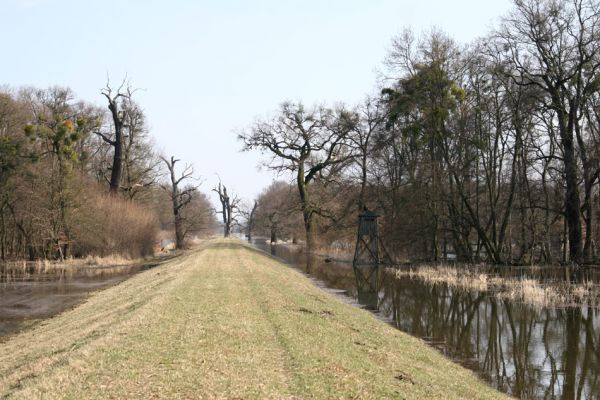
[213,182,240,237]
[161,156,197,249]
[96,79,134,195]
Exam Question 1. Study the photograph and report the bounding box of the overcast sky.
[1,0,513,207]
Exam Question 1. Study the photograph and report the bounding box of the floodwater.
[0,261,160,340]
[252,239,600,400]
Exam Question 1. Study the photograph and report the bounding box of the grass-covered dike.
[0,239,509,399]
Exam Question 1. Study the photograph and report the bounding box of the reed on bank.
[396,264,600,308]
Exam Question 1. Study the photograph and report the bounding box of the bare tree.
[381,30,462,261]
[497,0,600,262]
[349,95,386,210]
[213,181,240,237]
[240,102,355,259]
[179,188,216,240]
[0,86,159,261]
[254,181,303,243]
[120,101,160,200]
[96,78,135,195]
[241,200,258,242]
[161,156,198,249]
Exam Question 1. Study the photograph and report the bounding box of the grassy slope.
[0,239,509,399]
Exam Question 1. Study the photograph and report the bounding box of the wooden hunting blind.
[352,208,381,309]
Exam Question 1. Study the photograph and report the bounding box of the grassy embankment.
[0,239,509,399]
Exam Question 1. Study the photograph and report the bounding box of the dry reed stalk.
[396,265,600,308]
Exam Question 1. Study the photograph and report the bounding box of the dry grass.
[0,239,507,399]
[398,266,490,291]
[69,254,135,267]
[0,254,143,281]
[397,264,600,308]
[0,252,169,282]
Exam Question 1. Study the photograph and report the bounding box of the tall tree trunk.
[583,192,594,263]
[247,201,257,242]
[562,129,583,263]
[108,100,123,195]
[303,210,315,273]
[297,161,316,272]
[576,120,596,264]
[215,183,232,238]
[101,83,130,196]
[170,166,185,249]
[174,214,184,250]
[163,156,196,250]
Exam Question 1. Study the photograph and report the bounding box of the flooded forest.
[241,1,600,399]
[243,0,600,269]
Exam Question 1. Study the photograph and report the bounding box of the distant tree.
[161,156,198,249]
[179,188,216,240]
[241,200,258,242]
[213,181,240,237]
[254,181,301,243]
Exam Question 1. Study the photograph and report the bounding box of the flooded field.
[252,239,600,400]
[0,260,162,340]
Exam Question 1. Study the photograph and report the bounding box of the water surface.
[0,260,161,340]
[252,239,600,400]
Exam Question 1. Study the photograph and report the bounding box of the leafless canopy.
[161,155,200,249]
[239,101,357,257]
[212,180,241,238]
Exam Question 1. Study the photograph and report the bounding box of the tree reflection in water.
[252,240,600,399]
[380,277,600,399]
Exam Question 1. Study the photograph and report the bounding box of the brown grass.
[0,253,164,283]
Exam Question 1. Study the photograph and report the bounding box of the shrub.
[71,189,158,258]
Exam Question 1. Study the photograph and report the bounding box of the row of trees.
[242,0,600,265]
[0,82,215,260]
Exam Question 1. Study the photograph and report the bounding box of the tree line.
[0,81,215,261]
[242,0,600,265]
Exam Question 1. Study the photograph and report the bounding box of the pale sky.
[1,0,513,207]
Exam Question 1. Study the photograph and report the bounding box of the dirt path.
[0,239,509,399]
